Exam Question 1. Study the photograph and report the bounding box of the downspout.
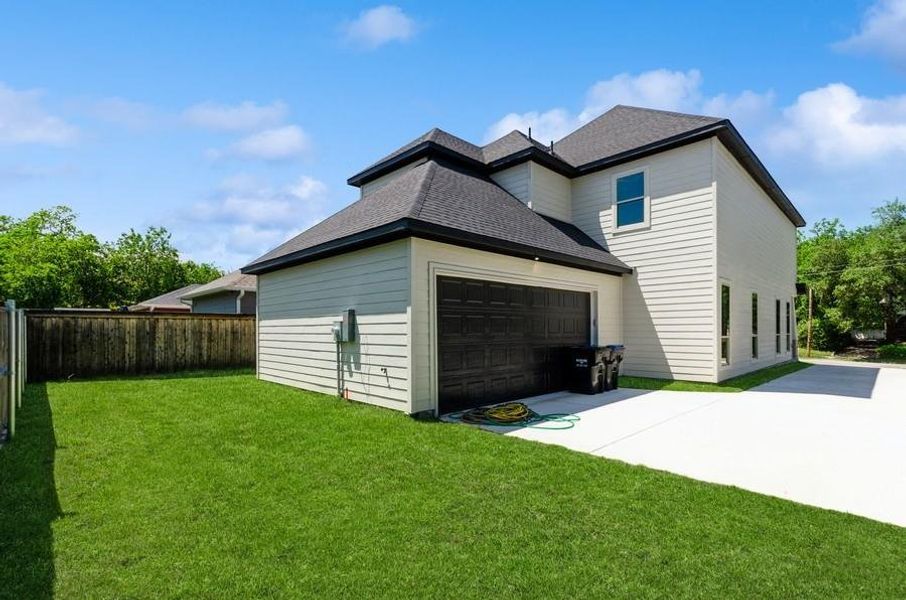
[236,290,246,314]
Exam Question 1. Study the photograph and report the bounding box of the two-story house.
[241,105,805,415]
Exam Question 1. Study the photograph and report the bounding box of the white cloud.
[90,97,156,130]
[578,69,704,122]
[208,125,311,161]
[483,69,771,144]
[835,0,906,66]
[483,108,574,145]
[766,83,906,166]
[175,174,329,268]
[0,82,77,145]
[342,5,417,49]
[183,100,288,132]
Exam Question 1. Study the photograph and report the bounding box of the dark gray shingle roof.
[130,284,199,311]
[481,130,551,163]
[358,127,485,175]
[244,160,630,275]
[180,270,256,300]
[553,105,723,166]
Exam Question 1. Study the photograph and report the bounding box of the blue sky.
[2,0,905,269]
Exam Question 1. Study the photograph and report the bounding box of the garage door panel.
[437,276,590,413]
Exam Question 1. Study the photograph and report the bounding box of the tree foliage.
[798,199,906,348]
[0,206,223,308]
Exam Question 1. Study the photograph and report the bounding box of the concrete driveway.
[477,362,906,527]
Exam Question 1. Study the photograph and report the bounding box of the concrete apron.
[444,362,906,528]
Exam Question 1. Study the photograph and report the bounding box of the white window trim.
[751,291,759,360]
[719,281,731,366]
[611,167,651,233]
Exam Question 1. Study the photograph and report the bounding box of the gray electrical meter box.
[332,309,356,343]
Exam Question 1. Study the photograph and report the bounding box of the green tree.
[0,206,106,308]
[104,227,222,306]
[797,199,906,348]
[836,201,906,342]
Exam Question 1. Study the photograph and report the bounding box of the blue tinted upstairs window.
[616,172,644,201]
[616,199,644,227]
[616,171,645,227]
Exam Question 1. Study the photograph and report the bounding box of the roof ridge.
[612,104,723,121]
[411,160,439,219]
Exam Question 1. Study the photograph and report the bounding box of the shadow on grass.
[0,383,60,600]
[31,367,255,385]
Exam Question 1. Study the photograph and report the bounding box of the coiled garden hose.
[449,402,579,430]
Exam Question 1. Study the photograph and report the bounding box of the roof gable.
[243,160,630,276]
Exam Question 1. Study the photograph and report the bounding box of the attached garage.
[436,275,591,413]
[244,159,629,416]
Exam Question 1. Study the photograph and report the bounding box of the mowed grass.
[621,360,811,392]
[1,373,905,599]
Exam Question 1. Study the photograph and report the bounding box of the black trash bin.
[603,344,625,390]
[567,346,607,394]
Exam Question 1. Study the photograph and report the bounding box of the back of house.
[242,105,804,415]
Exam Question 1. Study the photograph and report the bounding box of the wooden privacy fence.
[25,311,255,382]
[1,300,26,441]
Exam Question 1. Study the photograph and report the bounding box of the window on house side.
[775,299,781,354]
[721,284,730,365]
[616,171,645,227]
[751,293,758,359]
[785,301,791,352]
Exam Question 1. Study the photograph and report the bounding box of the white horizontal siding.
[410,238,622,413]
[257,239,412,411]
[530,163,572,222]
[572,139,717,381]
[715,141,798,379]
[489,162,530,204]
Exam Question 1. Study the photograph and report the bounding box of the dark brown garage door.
[437,276,590,414]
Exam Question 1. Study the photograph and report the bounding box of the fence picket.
[24,312,255,381]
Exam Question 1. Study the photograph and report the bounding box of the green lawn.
[2,373,904,599]
[621,360,811,392]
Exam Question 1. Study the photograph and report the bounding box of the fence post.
[4,300,15,438]
[18,309,26,401]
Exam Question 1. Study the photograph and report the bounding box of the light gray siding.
[530,163,572,222]
[409,238,622,413]
[191,290,256,314]
[714,140,797,379]
[256,239,412,411]
[239,291,256,314]
[572,139,717,381]
[489,162,530,204]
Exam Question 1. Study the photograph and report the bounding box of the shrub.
[796,316,850,352]
[877,344,906,360]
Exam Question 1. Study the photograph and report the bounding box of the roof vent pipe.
[527,127,532,140]
[549,141,554,154]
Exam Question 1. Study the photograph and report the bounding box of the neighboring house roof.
[243,160,632,276]
[130,284,199,312]
[345,105,804,227]
[180,270,257,300]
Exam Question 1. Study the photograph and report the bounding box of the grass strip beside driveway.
[621,361,811,392]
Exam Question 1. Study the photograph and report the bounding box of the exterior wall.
[530,163,572,222]
[191,290,257,314]
[490,162,572,222]
[714,140,797,379]
[489,162,530,204]
[256,240,412,411]
[239,291,256,314]
[571,139,718,381]
[410,238,622,413]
